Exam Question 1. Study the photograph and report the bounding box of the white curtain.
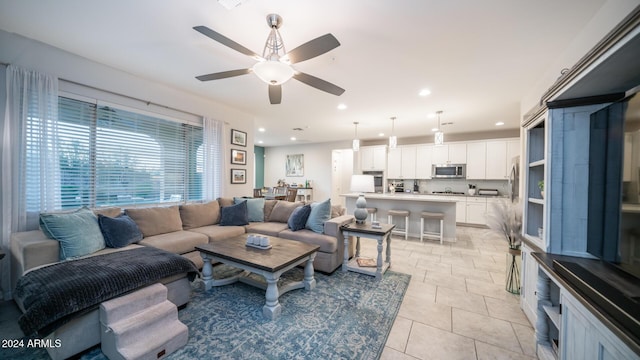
[1,65,58,299]
[202,117,224,201]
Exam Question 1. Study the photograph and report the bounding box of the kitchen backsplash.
[389,178,510,195]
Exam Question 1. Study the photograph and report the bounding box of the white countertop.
[342,193,459,202]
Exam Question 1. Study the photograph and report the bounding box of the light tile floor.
[363,226,538,360]
[0,226,538,360]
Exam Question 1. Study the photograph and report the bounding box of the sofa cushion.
[220,201,249,226]
[97,214,143,248]
[179,201,220,230]
[188,225,246,241]
[263,200,278,222]
[306,199,332,233]
[234,197,265,222]
[138,230,208,255]
[288,204,312,231]
[125,206,183,237]
[93,207,122,218]
[245,222,289,237]
[268,201,302,223]
[39,207,106,260]
[217,197,234,208]
[278,229,338,253]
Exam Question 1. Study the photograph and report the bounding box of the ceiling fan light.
[252,61,294,85]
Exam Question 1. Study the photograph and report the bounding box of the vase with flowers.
[487,200,523,294]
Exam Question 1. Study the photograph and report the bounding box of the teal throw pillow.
[234,197,265,222]
[220,201,249,226]
[39,207,106,260]
[288,204,312,231]
[305,199,331,233]
[98,214,143,248]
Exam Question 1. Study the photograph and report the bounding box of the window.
[26,96,204,210]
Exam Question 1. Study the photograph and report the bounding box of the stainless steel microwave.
[432,164,466,178]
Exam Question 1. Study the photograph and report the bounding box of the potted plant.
[468,183,476,196]
[538,180,544,198]
[487,200,523,294]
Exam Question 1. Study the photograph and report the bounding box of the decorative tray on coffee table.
[245,243,272,250]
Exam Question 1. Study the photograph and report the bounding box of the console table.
[340,222,395,280]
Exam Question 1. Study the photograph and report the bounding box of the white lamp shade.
[252,61,294,85]
[350,175,375,193]
[352,138,360,152]
[389,135,397,149]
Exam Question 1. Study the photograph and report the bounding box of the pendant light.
[389,116,397,149]
[434,111,444,146]
[352,121,360,152]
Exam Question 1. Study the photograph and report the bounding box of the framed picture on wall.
[231,168,246,184]
[231,149,247,165]
[286,154,304,177]
[231,129,247,147]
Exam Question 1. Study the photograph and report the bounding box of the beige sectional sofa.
[10,197,354,359]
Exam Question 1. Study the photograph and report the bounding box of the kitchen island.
[342,193,458,242]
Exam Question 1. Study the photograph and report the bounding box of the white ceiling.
[0,0,609,146]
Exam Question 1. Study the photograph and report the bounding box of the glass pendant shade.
[352,139,360,152]
[252,61,294,85]
[389,135,397,149]
[435,131,444,145]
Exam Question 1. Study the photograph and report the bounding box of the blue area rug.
[2,268,410,360]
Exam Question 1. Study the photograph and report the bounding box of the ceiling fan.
[194,14,345,104]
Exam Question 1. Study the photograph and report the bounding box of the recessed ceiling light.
[427,113,436,119]
[419,89,431,96]
[258,140,263,144]
[258,127,265,132]
[337,103,347,110]
[290,137,296,141]
[495,121,505,126]
[431,127,439,132]
[378,132,385,137]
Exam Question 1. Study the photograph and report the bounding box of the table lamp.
[350,175,375,224]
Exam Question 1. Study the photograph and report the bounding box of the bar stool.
[420,211,444,244]
[366,207,377,222]
[388,210,409,240]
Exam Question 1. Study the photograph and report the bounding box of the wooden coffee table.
[196,234,319,320]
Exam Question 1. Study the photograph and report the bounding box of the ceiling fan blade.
[196,69,251,81]
[293,72,345,96]
[269,84,282,104]
[285,34,340,64]
[193,26,262,59]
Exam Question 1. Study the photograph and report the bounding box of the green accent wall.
[254,145,265,188]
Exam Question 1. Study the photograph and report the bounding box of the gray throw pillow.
[98,214,143,248]
[220,201,249,226]
[288,204,312,231]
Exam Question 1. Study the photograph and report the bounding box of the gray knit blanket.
[14,246,199,336]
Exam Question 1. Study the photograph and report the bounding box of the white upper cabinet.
[415,144,433,179]
[431,143,467,164]
[360,145,387,171]
[485,140,508,179]
[466,142,486,179]
[387,145,416,179]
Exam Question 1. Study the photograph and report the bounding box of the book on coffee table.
[356,257,377,267]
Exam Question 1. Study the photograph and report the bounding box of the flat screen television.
[587,88,640,280]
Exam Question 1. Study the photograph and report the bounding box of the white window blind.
[27,96,204,210]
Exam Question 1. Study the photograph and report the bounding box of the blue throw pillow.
[288,204,312,231]
[39,207,106,260]
[98,214,143,248]
[220,201,249,226]
[234,197,265,222]
[305,199,331,233]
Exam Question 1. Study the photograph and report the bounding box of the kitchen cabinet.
[360,145,387,171]
[466,142,486,179]
[507,139,520,173]
[387,145,416,179]
[415,144,433,179]
[450,196,467,223]
[486,140,508,179]
[465,197,487,225]
[431,143,467,164]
